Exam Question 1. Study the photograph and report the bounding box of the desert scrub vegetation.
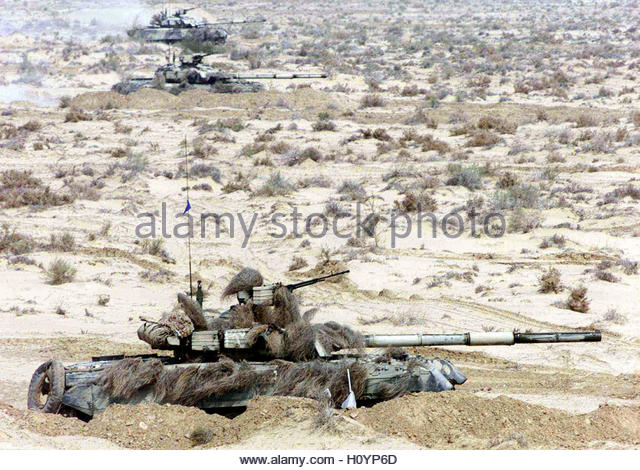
[446,164,483,190]
[567,286,589,313]
[49,232,76,252]
[46,258,77,285]
[507,208,541,234]
[312,113,337,132]
[0,170,75,209]
[64,108,91,122]
[337,180,367,201]
[539,268,562,293]
[492,184,540,210]
[0,224,34,255]
[187,163,222,183]
[253,172,294,197]
[360,94,385,108]
[394,191,437,213]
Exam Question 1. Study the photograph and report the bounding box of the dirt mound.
[356,392,640,449]
[7,402,234,449]
[70,88,339,112]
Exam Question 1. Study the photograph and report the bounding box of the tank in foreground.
[27,269,601,418]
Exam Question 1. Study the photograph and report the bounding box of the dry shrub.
[46,259,76,285]
[567,286,589,313]
[0,170,75,209]
[496,172,519,189]
[476,116,517,134]
[64,108,91,122]
[289,256,308,271]
[539,267,562,293]
[465,130,501,147]
[394,191,437,213]
[594,270,618,283]
[192,137,217,158]
[221,267,264,298]
[360,94,385,108]
[0,224,34,255]
[20,120,42,132]
[50,232,76,252]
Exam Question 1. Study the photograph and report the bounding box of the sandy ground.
[1,0,640,449]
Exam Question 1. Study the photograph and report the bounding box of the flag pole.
[184,136,193,298]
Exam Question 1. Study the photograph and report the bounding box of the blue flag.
[183,200,191,214]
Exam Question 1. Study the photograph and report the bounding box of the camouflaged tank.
[127,8,265,44]
[113,53,327,95]
[27,270,602,418]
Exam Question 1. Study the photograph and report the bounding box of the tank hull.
[129,27,227,44]
[30,354,466,417]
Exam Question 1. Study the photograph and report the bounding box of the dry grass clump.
[338,180,366,201]
[539,234,565,249]
[567,286,589,313]
[466,129,501,147]
[0,170,75,209]
[360,94,385,108]
[222,172,252,193]
[289,256,308,271]
[49,232,76,252]
[446,164,483,190]
[192,137,217,159]
[189,163,222,183]
[394,191,437,213]
[64,108,91,122]
[19,120,42,132]
[538,268,562,293]
[508,208,541,233]
[477,116,517,134]
[312,114,337,132]
[46,258,77,285]
[0,224,34,255]
[253,172,294,197]
[496,172,519,189]
[594,269,618,283]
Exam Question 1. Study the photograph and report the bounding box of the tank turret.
[128,7,266,45]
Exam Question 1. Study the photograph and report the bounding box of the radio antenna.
[183,136,193,298]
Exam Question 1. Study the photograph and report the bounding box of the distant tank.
[127,8,265,45]
[113,53,327,94]
[27,269,602,418]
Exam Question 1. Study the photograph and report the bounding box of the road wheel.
[27,359,65,413]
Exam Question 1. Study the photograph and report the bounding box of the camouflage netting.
[137,310,194,348]
[272,286,301,328]
[177,293,208,330]
[221,267,264,298]
[97,356,374,407]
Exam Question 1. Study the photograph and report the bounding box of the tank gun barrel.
[203,18,266,26]
[230,72,327,80]
[363,330,601,348]
[285,270,350,291]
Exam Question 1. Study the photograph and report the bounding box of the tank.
[113,54,327,94]
[27,269,601,418]
[127,8,266,44]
